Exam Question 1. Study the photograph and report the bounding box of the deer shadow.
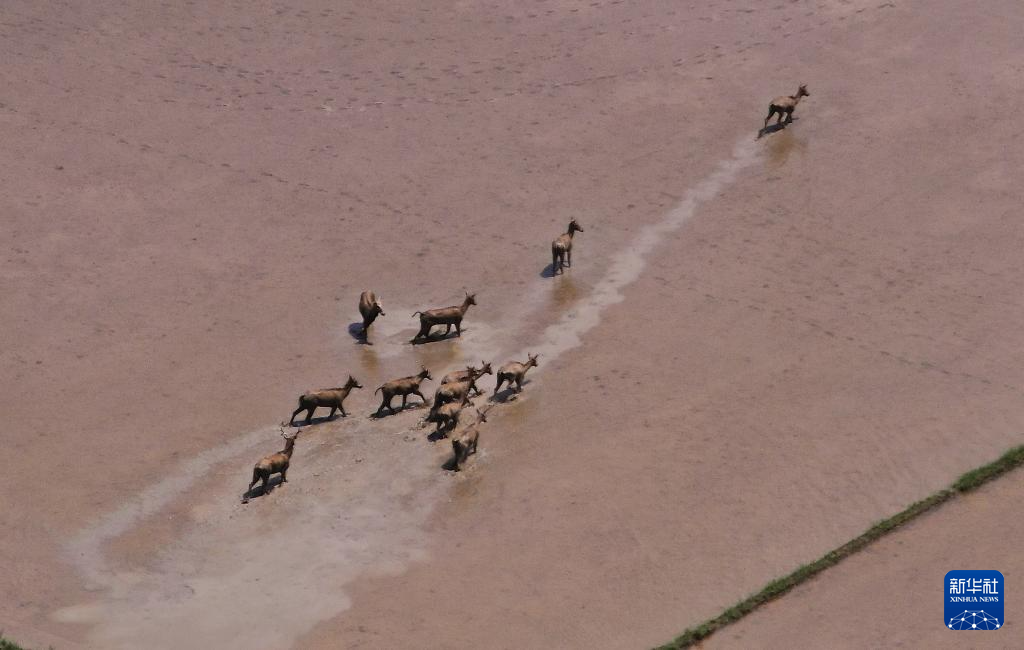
[410,330,463,345]
[442,455,460,471]
[288,412,344,427]
[242,475,284,503]
[347,322,371,345]
[490,383,528,403]
[427,425,454,442]
[757,117,799,139]
[369,401,430,419]
[540,262,560,278]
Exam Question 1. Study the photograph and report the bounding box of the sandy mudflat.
[2,0,1024,648]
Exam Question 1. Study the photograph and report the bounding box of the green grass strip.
[0,635,27,650]
[657,444,1024,649]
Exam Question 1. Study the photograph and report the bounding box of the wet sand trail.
[55,137,761,649]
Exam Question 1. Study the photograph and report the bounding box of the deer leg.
[515,376,524,392]
[455,320,462,336]
[785,109,794,124]
[443,323,452,335]
[305,407,315,425]
[261,476,269,494]
[764,109,774,128]
[280,468,287,483]
[401,394,408,409]
[413,389,427,404]
[567,249,572,267]
[290,406,303,425]
[328,406,337,419]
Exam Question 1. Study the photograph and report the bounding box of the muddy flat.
[710,470,1024,648]
[3,1,1024,648]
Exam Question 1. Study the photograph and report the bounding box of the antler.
[279,423,298,438]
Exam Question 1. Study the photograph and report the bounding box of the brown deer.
[411,292,477,341]
[244,427,298,501]
[441,361,493,396]
[358,291,385,339]
[426,395,470,437]
[375,367,432,416]
[428,367,485,418]
[290,376,362,425]
[451,407,489,471]
[552,219,584,274]
[495,354,539,395]
[764,84,810,129]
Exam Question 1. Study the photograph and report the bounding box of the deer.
[411,292,477,341]
[358,291,385,340]
[494,353,539,395]
[450,407,490,471]
[244,426,298,501]
[426,395,471,437]
[428,370,482,420]
[764,84,810,129]
[375,367,432,416]
[441,361,492,396]
[289,375,362,425]
[551,219,584,274]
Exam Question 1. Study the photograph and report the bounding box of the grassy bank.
[657,444,1024,649]
[0,635,26,650]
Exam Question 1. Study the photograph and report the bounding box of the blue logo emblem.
[945,570,1003,630]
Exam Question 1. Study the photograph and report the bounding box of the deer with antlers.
[244,426,299,501]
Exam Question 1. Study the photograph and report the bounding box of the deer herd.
[243,220,574,501]
[245,83,812,501]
